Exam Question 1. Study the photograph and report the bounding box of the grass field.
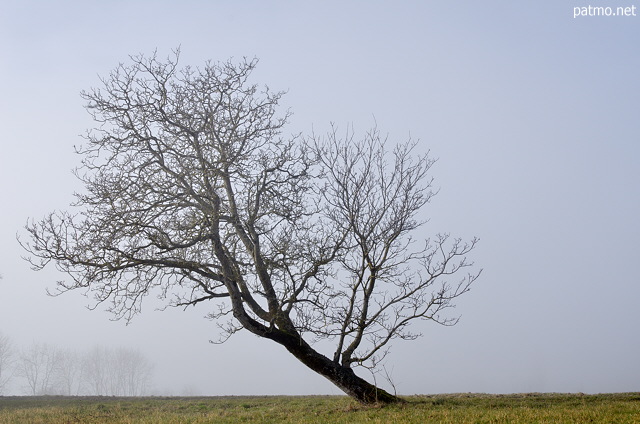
[0,393,639,423]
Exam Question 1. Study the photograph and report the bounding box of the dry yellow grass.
[0,393,638,423]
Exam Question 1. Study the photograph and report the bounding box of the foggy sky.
[1,1,638,395]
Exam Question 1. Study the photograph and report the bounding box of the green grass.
[0,393,638,423]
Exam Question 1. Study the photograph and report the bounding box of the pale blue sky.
[1,1,639,395]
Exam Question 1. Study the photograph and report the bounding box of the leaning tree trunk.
[272,331,402,404]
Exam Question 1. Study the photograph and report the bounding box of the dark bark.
[229,299,401,404]
[268,330,402,404]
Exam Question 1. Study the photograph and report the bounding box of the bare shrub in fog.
[111,347,154,396]
[55,348,82,395]
[0,332,13,394]
[81,345,110,395]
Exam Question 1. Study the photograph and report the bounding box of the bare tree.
[0,332,13,394]
[81,345,110,395]
[22,50,480,404]
[110,347,153,396]
[54,348,82,395]
[16,343,58,395]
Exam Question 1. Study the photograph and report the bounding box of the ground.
[0,393,639,423]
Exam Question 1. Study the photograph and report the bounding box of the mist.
[1,1,638,396]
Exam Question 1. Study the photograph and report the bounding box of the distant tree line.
[0,332,153,396]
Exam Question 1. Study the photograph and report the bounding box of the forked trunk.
[277,333,402,404]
